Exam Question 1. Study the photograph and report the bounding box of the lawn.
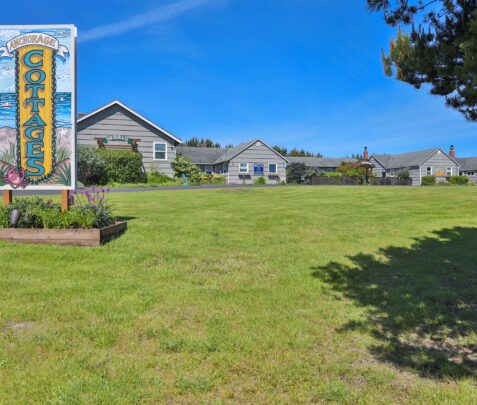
[1,186,477,404]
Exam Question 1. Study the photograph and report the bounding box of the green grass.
[1,186,477,404]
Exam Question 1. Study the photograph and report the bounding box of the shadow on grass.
[312,227,477,378]
[115,216,137,222]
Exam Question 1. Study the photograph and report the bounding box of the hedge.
[98,149,146,184]
[450,176,469,185]
[421,175,436,186]
[77,145,107,185]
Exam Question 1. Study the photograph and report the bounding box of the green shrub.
[398,169,410,180]
[286,162,306,183]
[254,176,266,185]
[437,180,449,186]
[99,149,146,184]
[323,172,342,177]
[200,173,226,185]
[450,175,469,185]
[172,155,201,184]
[421,176,436,186]
[77,145,107,185]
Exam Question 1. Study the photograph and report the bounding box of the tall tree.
[369,0,477,120]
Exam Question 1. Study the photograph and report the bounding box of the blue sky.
[1,0,476,157]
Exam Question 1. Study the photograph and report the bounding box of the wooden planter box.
[0,221,127,247]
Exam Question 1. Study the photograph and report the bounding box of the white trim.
[239,163,249,173]
[78,100,182,144]
[153,142,167,161]
[419,148,461,167]
[226,139,289,163]
[268,163,278,174]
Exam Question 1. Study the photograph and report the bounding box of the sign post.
[0,25,77,202]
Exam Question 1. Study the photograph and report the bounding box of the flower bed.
[0,189,126,246]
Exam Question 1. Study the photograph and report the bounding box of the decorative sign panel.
[0,25,76,190]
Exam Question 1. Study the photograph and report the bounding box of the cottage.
[78,101,288,184]
[369,146,461,186]
[287,156,358,172]
[77,100,182,177]
[177,139,288,184]
[456,157,477,185]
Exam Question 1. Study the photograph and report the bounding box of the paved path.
[14,183,291,196]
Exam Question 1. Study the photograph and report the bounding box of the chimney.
[363,146,369,161]
[78,112,86,119]
[449,145,456,159]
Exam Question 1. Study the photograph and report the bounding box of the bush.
[200,173,226,185]
[398,169,410,180]
[0,191,115,230]
[450,176,469,185]
[99,149,146,184]
[437,180,449,186]
[323,172,342,177]
[77,145,107,185]
[172,155,202,184]
[286,162,306,183]
[421,175,436,186]
[254,176,266,185]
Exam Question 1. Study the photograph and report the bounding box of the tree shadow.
[312,227,477,378]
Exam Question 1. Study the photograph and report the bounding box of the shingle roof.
[287,156,357,168]
[176,146,228,164]
[457,157,477,171]
[177,139,288,165]
[371,148,452,169]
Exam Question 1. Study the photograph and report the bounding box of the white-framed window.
[239,163,249,173]
[446,167,452,176]
[269,163,278,174]
[426,167,432,176]
[389,169,395,178]
[205,165,214,174]
[153,142,167,160]
[469,172,475,176]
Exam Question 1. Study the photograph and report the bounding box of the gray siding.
[226,142,287,184]
[77,104,179,177]
[370,157,386,177]
[420,151,460,183]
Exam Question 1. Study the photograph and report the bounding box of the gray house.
[369,147,461,186]
[457,157,477,185]
[287,156,358,172]
[177,140,289,184]
[77,100,182,177]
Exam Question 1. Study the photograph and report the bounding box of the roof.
[177,139,289,165]
[176,146,228,164]
[457,157,477,171]
[371,148,460,169]
[78,100,182,144]
[288,156,357,168]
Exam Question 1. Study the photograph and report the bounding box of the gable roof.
[371,148,460,169]
[216,139,289,163]
[287,156,357,168]
[178,139,289,165]
[457,157,477,171]
[78,100,182,144]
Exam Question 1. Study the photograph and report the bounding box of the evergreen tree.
[369,0,477,120]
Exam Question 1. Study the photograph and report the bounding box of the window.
[205,165,213,174]
[254,163,264,176]
[269,163,277,174]
[153,142,167,160]
[239,163,249,173]
[446,167,452,176]
[389,169,395,178]
[426,167,432,176]
[467,171,475,176]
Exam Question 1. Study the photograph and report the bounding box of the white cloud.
[0,68,14,79]
[80,0,215,42]
[0,29,20,43]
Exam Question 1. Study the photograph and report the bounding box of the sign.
[254,163,264,176]
[102,135,134,145]
[0,25,76,190]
